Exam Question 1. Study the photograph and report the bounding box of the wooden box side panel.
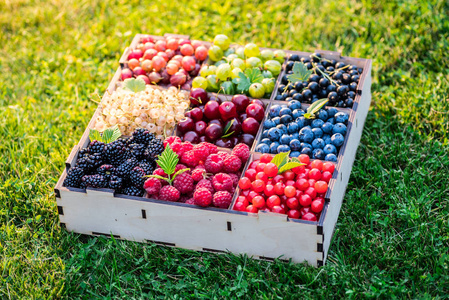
[57,189,323,266]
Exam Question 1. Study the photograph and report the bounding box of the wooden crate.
[55,36,372,266]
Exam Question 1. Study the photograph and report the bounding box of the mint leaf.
[287,62,312,83]
[234,72,251,93]
[304,98,329,119]
[245,68,264,84]
[123,78,146,93]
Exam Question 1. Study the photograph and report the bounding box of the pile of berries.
[63,128,164,196]
[234,153,334,221]
[143,138,250,209]
[122,35,209,90]
[177,88,265,148]
[256,101,349,161]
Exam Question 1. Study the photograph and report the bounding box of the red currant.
[322,162,335,173]
[315,181,328,194]
[266,195,281,208]
[298,154,310,164]
[309,168,322,181]
[263,163,278,177]
[302,212,317,221]
[255,172,269,182]
[260,154,273,163]
[246,205,258,213]
[283,170,295,181]
[299,194,312,207]
[304,187,317,199]
[274,182,285,195]
[311,160,323,171]
[264,184,275,197]
[252,196,266,208]
[271,205,285,214]
[238,177,252,190]
[284,186,296,198]
[295,178,309,191]
[255,163,266,173]
[286,197,299,209]
[251,179,265,193]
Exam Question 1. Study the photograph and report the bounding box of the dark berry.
[63,167,84,188]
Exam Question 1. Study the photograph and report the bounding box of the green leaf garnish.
[278,162,303,174]
[151,145,187,185]
[245,68,264,84]
[172,168,190,179]
[287,62,313,83]
[304,98,329,119]
[233,72,251,93]
[221,119,235,138]
[271,151,290,170]
[123,77,146,93]
[89,125,121,144]
[269,151,305,174]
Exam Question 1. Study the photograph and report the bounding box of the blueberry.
[276,124,287,134]
[290,132,299,140]
[263,119,276,129]
[287,122,299,134]
[287,100,302,110]
[323,135,332,145]
[299,128,314,143]
[279,107,292,116]
[317,109,328,121]
[312,148,326,160]
[261,130,269,139]
[272,117,281,125]
[302,125,312,131]
[267,128,282,141]
[332,123,347,135]
[312,138,325,149]
[277,144,291,153]
[331,133,345,147]
[327,117,335,124]
[292,109,305,119]
[300,147,312,156]
[269,105,283,118]
[292,93,303,101]
[280,134,291,145]
[335,112,349,123]
[290,151,300,158]
[312,128,323,138]
[285,97,293,102]
[261,138,271,145]
[270,142,280,154]
[327,107,338,118]
[256,144,270,153]
[321,122,333,134]
[311,119,325,128]
[289,139,301,151]
[325,153,338,162]
[295,116,308,128]
[300,142,312,150]
[323,144,337,155]
[275,94,283,101]
[280,114,293,124]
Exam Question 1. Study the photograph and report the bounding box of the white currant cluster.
[95,86,190,139]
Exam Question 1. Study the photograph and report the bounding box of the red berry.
[259,154,273,163]
[284,186,296,198]
[255,163,266,173]
[266,195,281,208]
[287,209,300,219]
[205,154,224,173]
[245,169,257,181]
[196,179,214,194]
[304,187,317,199]
[255,172,268,182]
[193,143,210,162]
[286,197,299,209]
[249,160,259,169]
[322,171,333,182]
[283,170,295,181]
[251,179,265,193]
[234,201,246,211]
[180,150,199,168]
[143,177,162,195]
[302,212,317,221]
[274,182,285,195]
[315,181,328,194]
[246,205,258,213]
[295,178,309,191]
[237,196,249,206]
[263,163,278,177]
[298,154,310,164]
[292,165,306,174]
[173,172,194,194]
[223,155,242,173]
[272,175,285,184]
[308,179,317,187]
[193,188,212,207]
[311,160,323,171]
[252,196,265,208]
[263,184,275,197]
[229,173,239,187]
[159,185,181,202]
[212,173,233,192]
[271,205,286,214]
[239,177,251,189]
[213,191,233,208]
[311,200,324,213]
[300,206,311,217]
[309,168,322,181]
[322,162,335,173]
[285,180,296,186]
[231,143,250,163]
[191,167,206,182]
[299,194,312,207]
[247,191,260,203]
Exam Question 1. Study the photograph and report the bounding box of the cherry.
[245,169,257,181]
[286,180,296,186]
[284,186,296,198]
[255,172,268,182]
[249,160,259,169]
[229,137,239,147]
[247,191,260,202]
[190,107,203,122]
[299,194,312,207]
[238,133,255,146]
[177,117,194,133]
[322,162,335,173]
[209,95,222,104]
[308,179,317,187]
[266,195,281,208]
[311,160,324,171]
[287,209,300,219]
[304,187,317,199]
[209,119,224,126]
[252,179,265,193]
[283,170,295,181]
[264,184,275,197]
[234,201,246,211]
[315,181,328,194]
[260,154,273,163]
[237,196,249,207]
[271,205,285,214]
[238,177,252,190]
[205,123,223,141]
[241,189,250,197]
[300,206,311,217]
[194,121,207,135]
[219,101,237,121]
[242,117,259,135]
[190,88,208,107]
[224,118,242,136]
[199,135,210,143]
[204,100,221,120]
[246,103,265,122]
[215,138,233,148]
[183,131,199,144]
[250,99,264,107]
[272,175,285,184]
[292,165,306,174]
[246,205,258,213]
[231,95,250,113]
[296,178,309,191]
[298,154,310,164]
[322,171,333,182]
[274,182,285,195]
[286,197,299,209]
[302,212,317,221]
[255,163,266,173]
[252,196,265,208]
[264,163,278,177]
[309,169,322,181]
[239,113,248,123]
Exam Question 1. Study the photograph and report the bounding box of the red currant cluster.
[235,154,334,221]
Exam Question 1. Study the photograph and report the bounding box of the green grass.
[1,0,449,298]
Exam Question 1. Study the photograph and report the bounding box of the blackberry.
[146,139,164,158]
[78,147,90,159]
[87,153,103,170]
[121,186,144,197]
[63,167,84,188]
[138,161,155,175]
[75,156,90,171]
[96,164,116,180]
[128,143,146,160]
[132,128,154,145]
[129,166,146,188]
[108,175,124,190]
[114,158,139,178]
[104,139,127,165]
[81,174,108,188]
[89,140,105,154]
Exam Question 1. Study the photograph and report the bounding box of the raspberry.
[193,188,212,207]
[185,198,195,205]
[196,179,214,194]
[212,191,233,208]
[164,136,181,147]
[175,164,189,173]
[212,173,233,192]
[180,150,199,168]
[204,154,224,173]
[228,173,239,187]
[173,172,194,194]
[158,185,180,202]
[191,167,206,182]
[232,143,250,163]
[216,151,230,161]
[201,142,218,155]
[223,155,242,173]
[170,142,183,156]
[153,168,167,177]
[143,177,162,195]
[193,143,210,162]
[181,142,194,153]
